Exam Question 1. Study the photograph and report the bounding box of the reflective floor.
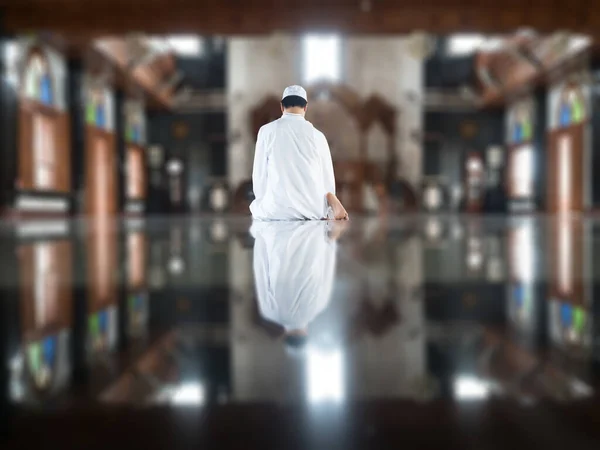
[2,215,600,448]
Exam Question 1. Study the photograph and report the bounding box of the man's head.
[284,328,308,350]
[281,85,308,116]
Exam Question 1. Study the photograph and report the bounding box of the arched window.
[23,49,53,105]
[126,107,144,144]
[86,86,108,129]
[510,102,533,144]
[558,83,586,128]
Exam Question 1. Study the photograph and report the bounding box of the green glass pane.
[523,121,532,140]
[574,307,585,333]
[572,99,584,122]
[89,314,99,336]
[86,102,96,125]
[28,342,41,374]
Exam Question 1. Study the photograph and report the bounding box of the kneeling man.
[250,85,348,221]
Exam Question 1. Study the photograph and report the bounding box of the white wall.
[345,37,423,184]
[227,36,301,189]
[227,35,424,189]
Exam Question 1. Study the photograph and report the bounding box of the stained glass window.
[125,103,144,144]
[558,85,586,128]
[24,52,53,105]
[86,87,107,129]
[511,103,533,144]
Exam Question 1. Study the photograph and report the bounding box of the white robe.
[251,221,337,331]
[249,112,336,220]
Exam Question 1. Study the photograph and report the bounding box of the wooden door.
[86,126,117,215]
[547,124,585,213]
[20,240,73,340]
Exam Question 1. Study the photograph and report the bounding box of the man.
[250,85,348,221]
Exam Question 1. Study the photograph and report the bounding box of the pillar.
[115,89,126,213]
[0,32,19,216]
[68,58,85,215]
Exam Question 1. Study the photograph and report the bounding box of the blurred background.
[2,2,600,447]
[0,2,597,218]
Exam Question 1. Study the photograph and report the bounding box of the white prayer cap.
[282,85,308,101]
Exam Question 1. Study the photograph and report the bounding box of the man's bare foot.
[326,192,349,220]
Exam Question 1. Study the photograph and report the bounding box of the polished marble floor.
[1,215,600,448]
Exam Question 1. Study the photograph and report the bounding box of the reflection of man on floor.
[251,221,345,349]
[250,85,348,221]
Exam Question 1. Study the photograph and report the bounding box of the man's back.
[250,112,335,220]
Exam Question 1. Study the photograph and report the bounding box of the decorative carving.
[248,83,406,214]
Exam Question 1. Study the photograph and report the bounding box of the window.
[24,52,53,105]
[446,34,508,57]
[86,87,108,128]
[302,34,341,84]
[166,35,204,57]
[510,146,534,198]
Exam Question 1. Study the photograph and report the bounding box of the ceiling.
[1,0,597,36]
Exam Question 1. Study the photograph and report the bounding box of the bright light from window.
[166,36,204,57]
[448,34,486,56]
[512,146,534,198]
[454,376,490,400]
[171,383,205,405]
[569,35,592,54]
[307,347,344,403]
[513,222,535,283]
[558,218,573,295]
[302,34,341,84]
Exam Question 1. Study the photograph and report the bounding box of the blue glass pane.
[99,310,108,331]
[560,105,571,127]
[560,303,572,326]
[43,336,57,365]
[513,125,521,143]
[96,105,106,128]
[40,75,53,105]
[513,285,524,307]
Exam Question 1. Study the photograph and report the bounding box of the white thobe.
[251,221,337,331]
[249,112,336,220]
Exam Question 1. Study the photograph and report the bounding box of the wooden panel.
[55,112,71,192]
[85,126,117,215]
[547,123,585,213]
[18,102,71,193]
[126,144,146,201]
[3,2,600,36]
[548,219,585,306]
[87,222,118,310]
[127,232,146,289]
[20,240,73,340]
[18,106,34,190]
